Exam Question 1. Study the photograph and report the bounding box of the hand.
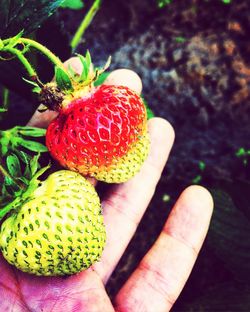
[0,59,213,312]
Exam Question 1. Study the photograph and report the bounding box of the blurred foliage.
[0,0,64,39]
[157,0,232,8]
[60,0,84,10]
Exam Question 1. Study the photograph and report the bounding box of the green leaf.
[17,176,29,186]
[9,150,41,180]
[15,138,48,152]
[0,131,10,156]
[97,56,111,76]
[17,126,46,137]
[55,66,73,91]
[15,150,32,165]
[94,72,110,86]
[0,193,12,209]
[67,64,77,78]
[142,97,155,119]
[157,0,172,8]
[78,52,91,81]
[32,86,42,94]
[30,154,41,176]
[6,30,24,48]
[60,0,84,10]
[22,78,40,88]
[0,0,65,38]
[198,161,206,171]
[23,161,31,179]
[4,176,14,187]
[208,189,250,281]
[6,154,21,177]
[22,78,42,94]
[85,50,92,70]
[146,106,155,119]
[175,36,186,43]
[1,183,10,199]
[236,147,246,157]
[192,174,202,184]
[3,176,19,195]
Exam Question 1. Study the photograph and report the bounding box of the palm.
[0,254,109,311]
[0,66,213,311]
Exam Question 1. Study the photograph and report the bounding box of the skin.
[0,59,213,312]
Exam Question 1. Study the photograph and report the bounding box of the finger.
[17,269,115,312]
[27,109,58,128]
[104,69,143,94]
[93,118,175,283]
[64,57,143,94]
[115,186,213,312]
[27,57,142,127]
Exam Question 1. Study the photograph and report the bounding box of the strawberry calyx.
[0,126,48,207]
[0,164,50,221]
[38,83,65,112]
[0,124,49,220]
[1,33,111,112]
[38,51,111,112]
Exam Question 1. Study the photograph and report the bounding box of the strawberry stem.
[19,38,66,74]
[2,87,9,109]
[1,46,38,80]
[71,0,102,51]
[0,196,21,220]
[31,164,51,182]
[0,87,9,121]
[1,37,68,83]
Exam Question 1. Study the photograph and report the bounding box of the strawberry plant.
[0,0,150,276]
[0,126,47,202]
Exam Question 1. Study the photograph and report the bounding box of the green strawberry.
[0,170,106,276]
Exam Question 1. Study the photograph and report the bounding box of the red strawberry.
[44,53,149,183]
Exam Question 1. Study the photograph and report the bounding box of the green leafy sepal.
[0,163,50,221]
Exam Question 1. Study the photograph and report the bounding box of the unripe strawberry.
[43,53,150,183]
[0,170,106,276]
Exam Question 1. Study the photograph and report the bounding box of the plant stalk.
[0,195,21,220]
[1,46,37,79]
[3,87,9,109]
[2,37,67,77]
[71,0,102,51]
[0,87,9,118]
[20,38,66,73]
